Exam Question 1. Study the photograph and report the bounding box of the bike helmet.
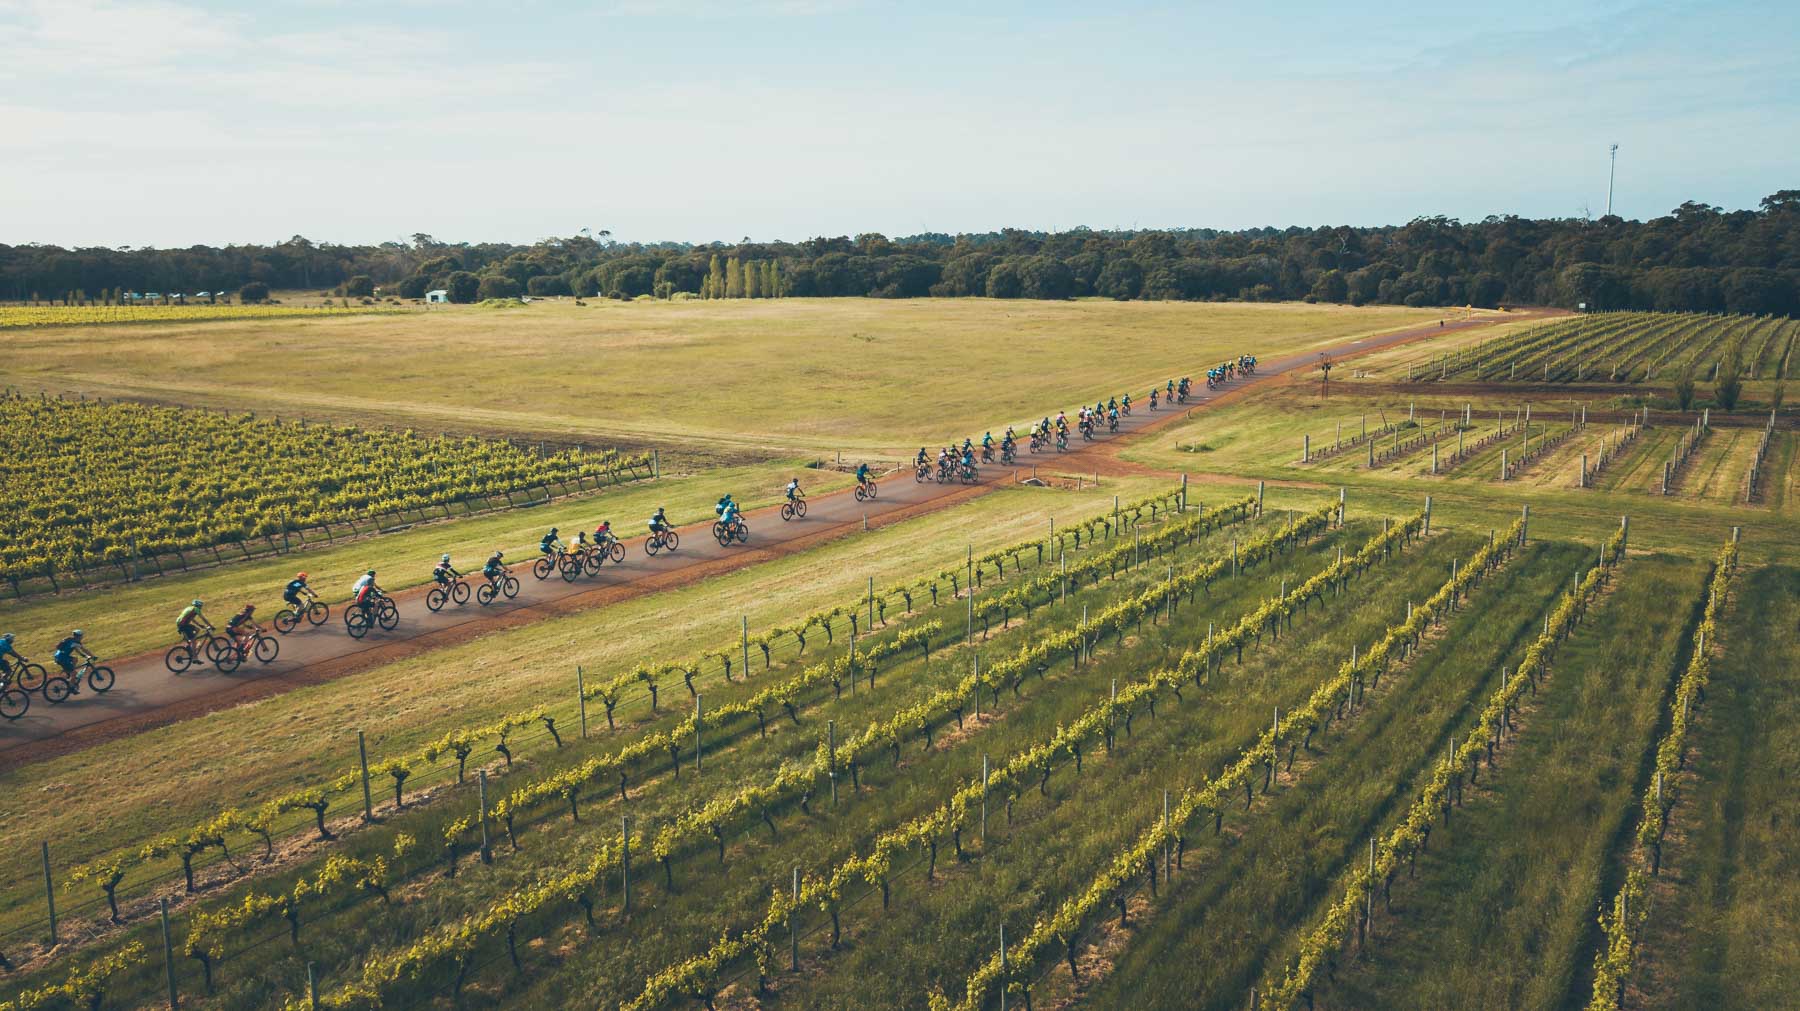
[1,633,12,643]
[297,572,307,581]
[241,604,255,613]
[493,549,505,558]
[193,599,204,607]
[71,629,84,639]
[440,553,451,563]
[550,527,559,535]
[367,569,376,576]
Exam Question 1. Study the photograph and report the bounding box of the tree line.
[3,192,1796,314]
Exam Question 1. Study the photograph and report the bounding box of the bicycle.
[1001,444,1016,466]
[854,480,878,503]
[1,669,29,720]
[274,596,330,634]
[1108,415,1119,433]
[212,630,278,674]
[165,629,229,674]
[645,528,680,556]
[594,536,626,566]
[476,573,521,605]
[531,551,564,581]
[345,596,399,639]
[960,462,980,484]
[713,518,749,546]
[781,494,808,521]
[1,655,48,694]
[426,577,472,611]
[914,462,933,483]
[44,656,117,703]
[559,548,595,582]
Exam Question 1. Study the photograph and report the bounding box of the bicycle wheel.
[254,637,279,663]
[477,583,498,606]
[86,666,116,693]
[377,603,399,631]
[165,644,195,674]
[204,636,232,662]
[780,502,796,521]
[865,482,877,500]
[733,522,750,543]
[214,644,242,673]
[42,677,72,705]
[452,581,471,604]
[645,534,662,557]
[15,662,46,693]
[662,531,677,553]
[711,521,726,541]
[532,557,554,580]
[502,575,520,599]
[795,498,808,517]
[274,609,301,634]
[609,540,626,563]
[426,587,449,612]
[0,688,26,720]
[306,601,330,626]
[560,556,582,582]
[346,610,370,639]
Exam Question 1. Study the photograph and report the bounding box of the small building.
[426,289,449,304]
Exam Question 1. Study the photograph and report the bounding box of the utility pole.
[1607,143,1619,217]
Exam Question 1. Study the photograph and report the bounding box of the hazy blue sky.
[2,0,1795,247]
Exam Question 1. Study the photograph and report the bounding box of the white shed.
[426,289,449,304]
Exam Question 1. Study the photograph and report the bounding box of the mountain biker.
[283,572,314,612]
[785,478,801,502]
[352,570,383,613]
[715,494,734,519]
[855,462,872,489]
[0,633,21,678]
[52,631,92,680]
[177,599,212,644]
[1122,393,1131,414]
[649,507,670,537]
[226,604,262,645]
[540,527,565,561]
[594,520,614,546]
[960,446,976,474]
[1149,388,1159,409]
[433,554,461,587]
[720,497,741,529]
[569,530,589,558]
[483,550,509,584]
[915,447,929,468]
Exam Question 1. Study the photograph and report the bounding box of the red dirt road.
[0,311,1529,768]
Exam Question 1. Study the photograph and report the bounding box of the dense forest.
[4,192,1796,314]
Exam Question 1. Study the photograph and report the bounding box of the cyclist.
[52,630,93,684]
[1149,388,1159,409]
[177,599,213,645]
[225,604,263,650]
[482,550,509,584]
[1122,393,1132,415]
[569,530,589,561]
[785,477,801,503]
[0,632,22,680]
[433,554,461,588]
[539,527,565,563]
[594,519,615,547]
[351,570,384,615]
[715,494,735,519]
[648,507,671,538]
[981,431,995,461]
[283,572,315,613]
[915,447,929,468]
[1001,428,1016,451]
[720,496,742,533]
[960,444,976,477]
[855,461,872,491]
[1108,405,1120,429]
[1167,379,1175,397]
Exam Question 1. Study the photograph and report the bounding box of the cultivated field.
[0,296,1791,1011]
[0,298,1446,456]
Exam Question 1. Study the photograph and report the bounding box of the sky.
[1,0,1796,248]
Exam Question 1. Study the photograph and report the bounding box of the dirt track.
[0,311,1533,769]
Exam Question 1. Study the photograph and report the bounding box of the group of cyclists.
[0,629,110,716]
[1206,356,1257,388]
[8,361,1269,719]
